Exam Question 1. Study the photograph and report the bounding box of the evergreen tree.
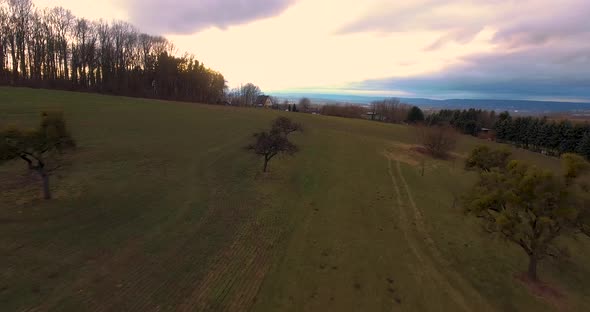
[558,121,576,155]
[576,132,590,159]
[406,106,425,123]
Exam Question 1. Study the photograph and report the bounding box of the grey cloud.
[122,0,297,34]
[337,0,461,35]
[491,6,590,48]
[425,28,482,50]
[350,41,590,100]
[338,0,590,50]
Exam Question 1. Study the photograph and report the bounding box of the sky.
[33,0,590,101]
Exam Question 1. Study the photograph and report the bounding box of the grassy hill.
[1,87,589,312]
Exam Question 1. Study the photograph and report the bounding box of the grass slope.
[0,87,589,311]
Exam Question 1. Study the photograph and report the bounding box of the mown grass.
[1,87,589,311]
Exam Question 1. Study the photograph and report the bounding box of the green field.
[1,87,589,312]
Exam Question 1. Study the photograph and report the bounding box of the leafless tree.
[240,83,261,106]
[0,5,9,80]
[272,116,303,137]
[48,6,74,80]
[247,117,303,172]
[320,103,367,119]
[418,125,458,158]
[299,97,311,113]
[0,111,75,200]
[247,131,298,172]
[371,98,412,123]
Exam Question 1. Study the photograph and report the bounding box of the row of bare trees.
[370,98,412,123]
[0,0,225,103]
[226,83,262,106]
[318,98,413,122]
[320,104,366,118]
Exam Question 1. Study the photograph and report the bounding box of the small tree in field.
[247,117,302,172]
[418,125,457,158]
[271,116,303,137]
[464,148,590,282]
[0,111,76,200]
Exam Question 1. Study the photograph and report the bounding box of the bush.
[465,145,511,172]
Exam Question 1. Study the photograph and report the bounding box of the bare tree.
[247,117,303,172]
[418,125,458,158]
[9,0,33,79]
[240,83,261,106]
[371,98,412,123]
[0,111,75,199]
[48,6,74,80]
[299,97,311,113]
[320,103,367,119]
[272,116,303,137]
[247,131,298,172]
[0,5,8,80]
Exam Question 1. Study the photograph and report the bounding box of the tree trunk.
[38,170,51,200]
[528,255,538,282]
[0,42,4,73]
[263,157,270,173]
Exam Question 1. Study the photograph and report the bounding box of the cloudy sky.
[34,0,590,101]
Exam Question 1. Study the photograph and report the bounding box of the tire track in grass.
[394,160,494,311]
[387,157,473,312]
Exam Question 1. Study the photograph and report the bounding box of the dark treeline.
[426,108,497,136]
[495,113,590,159]
[0,0,225,103]
[426,108,590,159]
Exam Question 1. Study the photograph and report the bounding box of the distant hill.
[271,92,590,114]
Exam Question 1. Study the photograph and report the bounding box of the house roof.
[256,95,271,105]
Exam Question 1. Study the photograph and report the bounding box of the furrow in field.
[387,157,473,312]
[180,212,281,312]
[394,161,494,312]
[179,217,254,311]
[224,220,281,311]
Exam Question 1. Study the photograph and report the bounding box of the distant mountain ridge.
[271,92,590,114]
